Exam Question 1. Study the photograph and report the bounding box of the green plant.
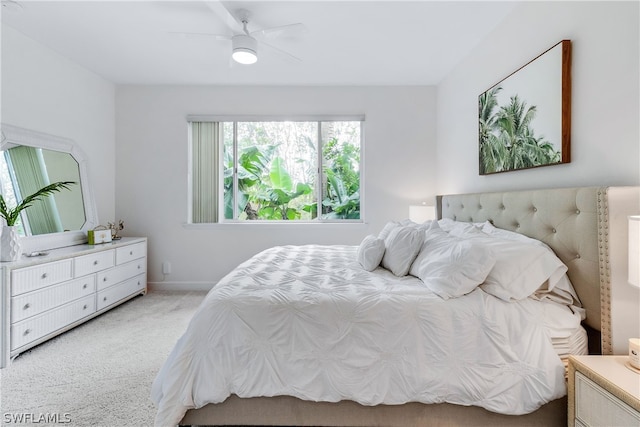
[0,181,75,226]
[320,137,360,219]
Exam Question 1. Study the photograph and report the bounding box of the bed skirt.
[179,395,567,427]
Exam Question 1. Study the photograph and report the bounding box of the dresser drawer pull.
[83,304,88,310]
[23,303,30,310]
[103,296,107,302]
[83,284,88,289]
[93,260,99,265]
[130,250,134,255]
[138,265,141,270]
[23,329,31,336]
[103,277,108,282]
[41,273,48,279]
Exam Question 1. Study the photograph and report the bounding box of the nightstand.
[568,355,640,426]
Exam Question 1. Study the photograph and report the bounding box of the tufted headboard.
[437,186,639,355]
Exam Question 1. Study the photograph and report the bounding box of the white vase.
[1,226,21,262]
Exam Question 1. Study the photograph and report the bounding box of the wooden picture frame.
[479,40,571,175]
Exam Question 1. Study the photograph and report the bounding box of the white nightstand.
[568,355,640,426]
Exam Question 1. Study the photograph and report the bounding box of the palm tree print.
[479,86,561,174]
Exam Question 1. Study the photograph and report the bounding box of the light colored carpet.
[0,290,207,427]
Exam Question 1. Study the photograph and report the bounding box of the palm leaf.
[0,181,75,226]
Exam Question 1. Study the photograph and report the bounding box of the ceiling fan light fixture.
[232,34,258,64]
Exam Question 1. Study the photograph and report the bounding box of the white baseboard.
[148,281,214,292]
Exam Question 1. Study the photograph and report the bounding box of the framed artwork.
[479,40,571,175]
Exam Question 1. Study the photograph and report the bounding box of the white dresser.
[568,355,640,426]
[0,237,147,368]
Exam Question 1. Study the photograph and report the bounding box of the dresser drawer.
[96,273,146,311]
[11,275,96,323]
[116,241,146,265]
[96,258,146,291]
[11,259,74,296]
[74,250,115,277]
[11,294,96,351]
[576,371,640,426]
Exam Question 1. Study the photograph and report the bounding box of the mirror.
[0,124,98,251]
[1,146,85,236]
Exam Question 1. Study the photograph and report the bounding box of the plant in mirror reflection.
[0,181,76,226]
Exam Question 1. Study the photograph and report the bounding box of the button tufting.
[533,207,537,212]
[552,228,557,233]
[576,209,580,214]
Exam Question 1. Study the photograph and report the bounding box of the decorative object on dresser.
[568,355,640,426]
[0,181,76,261]
[108,219,125,240]
[629,339,640,372]
[0,237,147,368]
[0,226,20,263]
[87,225,112,245]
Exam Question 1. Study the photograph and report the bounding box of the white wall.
[436,1,640,354]
[437,1,639,193]
[115,85,436,288]
[1,25,116,226]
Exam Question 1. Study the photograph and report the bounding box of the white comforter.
[151,245,567,426]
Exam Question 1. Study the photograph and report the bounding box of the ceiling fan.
[174,3,306,65]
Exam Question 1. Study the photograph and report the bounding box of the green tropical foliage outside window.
[479,86,561,174]
[192,120,361,222]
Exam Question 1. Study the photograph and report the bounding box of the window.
[189,118,363,223]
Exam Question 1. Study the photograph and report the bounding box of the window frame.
[187,115,365,224]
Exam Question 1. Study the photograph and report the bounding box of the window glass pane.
[321,122,361,220]
[0,152,25,234]
[235,121,317,220]
[222,122,234,219]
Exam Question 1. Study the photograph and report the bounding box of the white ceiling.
[1,0,517,86]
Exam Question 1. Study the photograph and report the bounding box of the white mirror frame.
[1,124,98,251]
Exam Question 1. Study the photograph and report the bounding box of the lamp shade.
[629,215,640,287]
[409,204,436,223]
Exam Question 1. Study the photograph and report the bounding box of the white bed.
[152,186,639,427]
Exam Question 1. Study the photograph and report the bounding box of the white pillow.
[381,226,425,276]
[379,219,436,240]
[438,218,484,236]
[473,236,568,301]
[481,221,550,249]
[378,221,400,241]
[356,235,386,271]
[480,222,583,306]
[409,227,495,299]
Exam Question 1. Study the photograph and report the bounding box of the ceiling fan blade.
[260,40,302,62]
[169,31,231,41]
[250,23,307,40]
[1,0,23,12]
[203,0,243,33]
